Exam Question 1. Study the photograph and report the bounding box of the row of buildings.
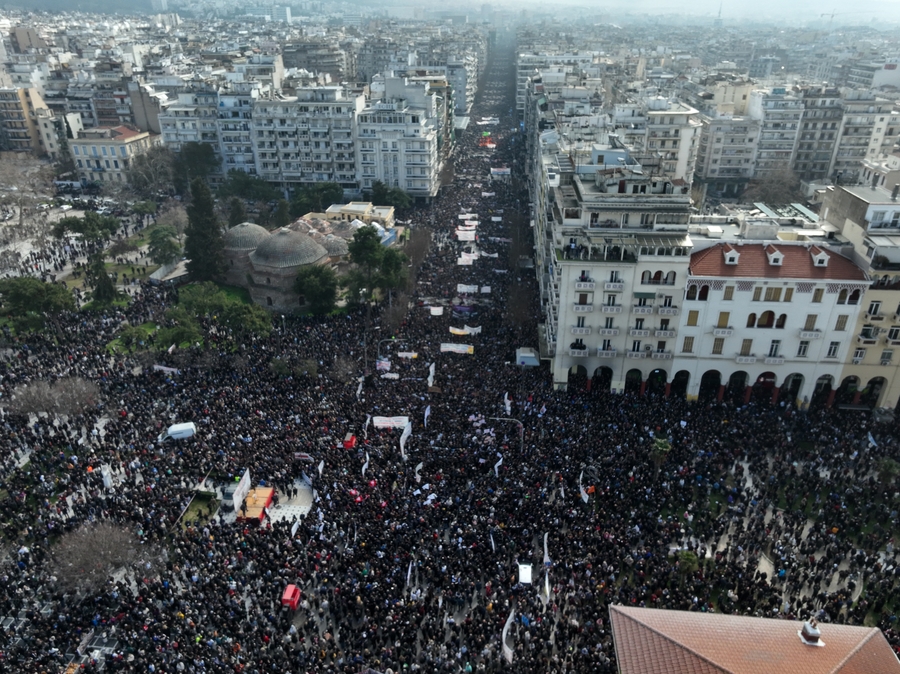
[523,54,900,410]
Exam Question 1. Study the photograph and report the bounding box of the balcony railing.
[857,334,878,345]
[574,281,595,290]
[765,356,785,365]
[713,327,733,337]
[799,329,822,339]
[655,330,676,338]
[735,354,757,364]
[569,348,589,357]
[598,328,619,336]
[573,304,594,313]
[658,306,679,315]
[629,329,650,337]
[626,351,648,359]
[597,349,616,358]
[604,282,624,291]
[651,351,673,360]
[570,327,591,335]
[867,313,886,322]
[632,306,654,314]
[601,305,622,314]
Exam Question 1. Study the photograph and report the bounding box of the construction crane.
[820,10,876,27]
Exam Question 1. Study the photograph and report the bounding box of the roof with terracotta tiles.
[610,606,900,674]
[689,243,867,280]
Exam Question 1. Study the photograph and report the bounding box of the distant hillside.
[1,0,151,14]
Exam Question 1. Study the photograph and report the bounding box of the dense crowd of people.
[0,38,899,674]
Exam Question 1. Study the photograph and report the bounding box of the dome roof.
[249,228,328,268]
[322,235,349,257]
[224,222,270,251]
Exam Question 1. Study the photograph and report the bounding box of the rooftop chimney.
[892,184,899,202]
[799,619,823,647]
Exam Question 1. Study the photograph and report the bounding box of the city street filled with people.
[0,38,899,674]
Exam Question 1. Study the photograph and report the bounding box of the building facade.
[70,125,159,185]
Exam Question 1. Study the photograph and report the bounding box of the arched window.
[837,289,848,305]
[698,285,710,301]
[641,270,651,284]
[686,284,698,300]
[758,310,775,328]
[652,270,663,284]
[776,313,787,329]
[746,313,756,328]
[665,271,676,285]
[848,289,861,305]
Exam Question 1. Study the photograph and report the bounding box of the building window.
[853,348,866,360]
[882,350,894,363]
[632,340,642,352]
[768,340,781,358]
[835,315,848,331]
[797,340,809,357]
[604,317,614,329]
[826,341,839,358]
[682,336,694,353]
[723,285,734,300]
[740,339,753,356]
[712,337,724,355]
[812,288,824,303]
[686,310,699,326]
[783,288,793,302]
[764,287,782,302]
[717,312,730,328]
[868,301,882,316]
[576,316,585,328]
[804,315,818,331]
[73,146,79,155]
[752,287,762,301]
[888,326,900,341]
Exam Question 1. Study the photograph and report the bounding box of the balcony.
[713,327,733,337]
[867,313,886,322]
[597,349,617,358]
[626,351,647,359]
[764,356,785,365]
[651,351,673,360]
[569,348,590,357]
[655,329,677,338]
[601,305,622,314]
[604,282,624,291]
[574,280,595,290]
[736,355,757,364]
[598,328,619,336]
[799,329,822,339]
[573,304,594,313]
[629,329,650,337]
[857,334,878,345]
[571,327,591,335]
[658,306,679,316]
[632,306,654,314]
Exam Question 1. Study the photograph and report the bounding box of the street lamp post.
[488,417,524,452]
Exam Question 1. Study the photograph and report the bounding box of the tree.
[741,168,803,205]
[174,141,220,193]
[127,145,176,199]
[370,180,411,210]
[116,323,151,352]
[272,199,292,229]
[378,247,409,305]
[49,522,164,595]
[218,169,280,203]
[218,301,271,340]
[156,306,202,349]
[53,211,120,241]
[132,200,158,224]
[155,200,189,242]
[0,277,75,315]
[348,225,385,298]
[676,550,699,577]
[295,264,340,315]
[227,197,247,228]
[6,377,100,417]
[289,182,344,217]
[147,225,181,266]
[106,239,138,259]
[85,252,118,305]
[184,178,225,282]
[877,457,900,486]
[179,281,231,317]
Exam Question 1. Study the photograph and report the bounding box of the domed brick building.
[223,222,270,287]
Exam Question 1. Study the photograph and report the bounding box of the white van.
[157,422,197,443]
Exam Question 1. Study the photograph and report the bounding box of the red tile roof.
[690,243,867,281]
[109,125,144,140]
[610,606,900,674]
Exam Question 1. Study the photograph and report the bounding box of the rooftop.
[690,242,867,280]
[610,606,900,674]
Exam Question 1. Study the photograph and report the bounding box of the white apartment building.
[218,83,261,176]
[158,89,219,153]
[694,114,759,201]
[747,88,804,178]
[251,86,365,194]
[356,95,440,200]
[516,52,597,116]
[832,92,898,185]
[674,242,867,407]
[71,125,159,184]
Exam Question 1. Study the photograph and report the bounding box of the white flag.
[364,414,371,439]
[503,392,511,416]
[356,376,364,400]
[579,470,589,504]
[424,404,431,428]
[490,531,495,553]
[502,609,515,663]
[415,461,423,483]
[362,452,369,477]
[407,560,413,586]
[427,363,436,387]
[868,431,878,447]
[400,422,412,460]
[429,306,444,316]
[317,460,324,477]
[543,532,551,567]
[494,454,503,478]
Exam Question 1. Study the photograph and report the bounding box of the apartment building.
[694,114,759,200]
[251,86,365,194]
[831,92,898,185]
[70,125,159,184]
[0,87,43,154]
[793,86,843,183]
[747,88,804,178]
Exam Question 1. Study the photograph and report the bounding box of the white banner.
[291,519,300,537]
[373,416,409,429]
[407,560,413,587]
[482,192,496,197]
[424,405,431,428]
[503,392,511,416]
[461,251,479,261]
[317,459,324,477]
[451,326,482,336]
[494,454,503,477]
[398,352,418,359]
[380,372,399,379]
[518,564,532,584]
[480,286,491,294]
[457,257,473,266]
[440,343,474,354]
[415,461,423,483]
[464,220,480,226]
[457,284,479,293]
[362,452,369,477]
[364,414,371,438]
[458,213,477,220]
[233,469,251,514]
[481,252,499,258]
[429,306,444,315]
[579,470,589,504]
[376,358,391,372]
[456,230,477,241]
[490,531,496,553]
[399,422,412,460]
[427,363,435,387]
[356,377,364,400]
[543,532,551,567]
[502,609,515,663]
[491,216,502,222]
